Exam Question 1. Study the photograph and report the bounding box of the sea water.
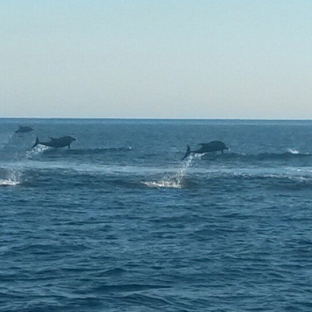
[1,119,312,311]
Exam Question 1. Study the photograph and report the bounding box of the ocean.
[1,118,312,311]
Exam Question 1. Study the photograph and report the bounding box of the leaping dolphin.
[182,140,228,160]
[15,126,33,133]
[32,136,76,149]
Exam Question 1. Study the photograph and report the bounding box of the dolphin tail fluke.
[182,145,191,160]
[32,137,39,148]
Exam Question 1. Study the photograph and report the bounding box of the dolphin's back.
[15,126,33,133]
[32,136,76,148]
[48,136,75,148]
[199,141,227,152]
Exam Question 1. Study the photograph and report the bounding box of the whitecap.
[287,148,299,154]
[142,180,182,189]
[0,179,19,187]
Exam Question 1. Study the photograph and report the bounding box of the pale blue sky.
[1,0,311,119]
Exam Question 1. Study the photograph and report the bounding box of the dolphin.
[15,126,33,133]
[182,140,228,160]
[32,136,76,149]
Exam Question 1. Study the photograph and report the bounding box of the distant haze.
[1,1,312,119]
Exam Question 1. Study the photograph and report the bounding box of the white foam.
[26,145,50,159]
[142,155,194,188]
[142,180,182,189]
[287,148,299,154]
[0,169,22,187]
[0,179,19,186]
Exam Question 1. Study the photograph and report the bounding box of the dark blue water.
[1,119,312,311]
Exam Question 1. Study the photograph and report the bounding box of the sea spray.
[0,169,21,186]
[26,145,50,159]
[142,155,195,188]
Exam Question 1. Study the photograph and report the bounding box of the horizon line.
[1,117,312,121]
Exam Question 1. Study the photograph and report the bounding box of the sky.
[1,0,312,119]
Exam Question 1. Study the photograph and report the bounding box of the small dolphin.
[182,140,228,160]
[32,136,76,149]
[15,126,33,133]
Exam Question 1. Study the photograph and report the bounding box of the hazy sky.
[1,0,311,119]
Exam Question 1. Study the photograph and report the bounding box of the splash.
[142,180,182,188]
[142,155,194,189]
[0,170,21,187]
[26,145,49,159]
[0,179,19,187]
[287,148,299,155]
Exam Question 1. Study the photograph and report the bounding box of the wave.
[3,146,312,190]
[3,138,310,165]
[25,146,133,160]
[3,164,312,191]
[201,150,312,162]
[64,147,133,156]
[140,160,312,190]
[94,283,169,293]
[254,151,311,161]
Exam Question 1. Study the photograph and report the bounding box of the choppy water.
[1,119,312,311]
